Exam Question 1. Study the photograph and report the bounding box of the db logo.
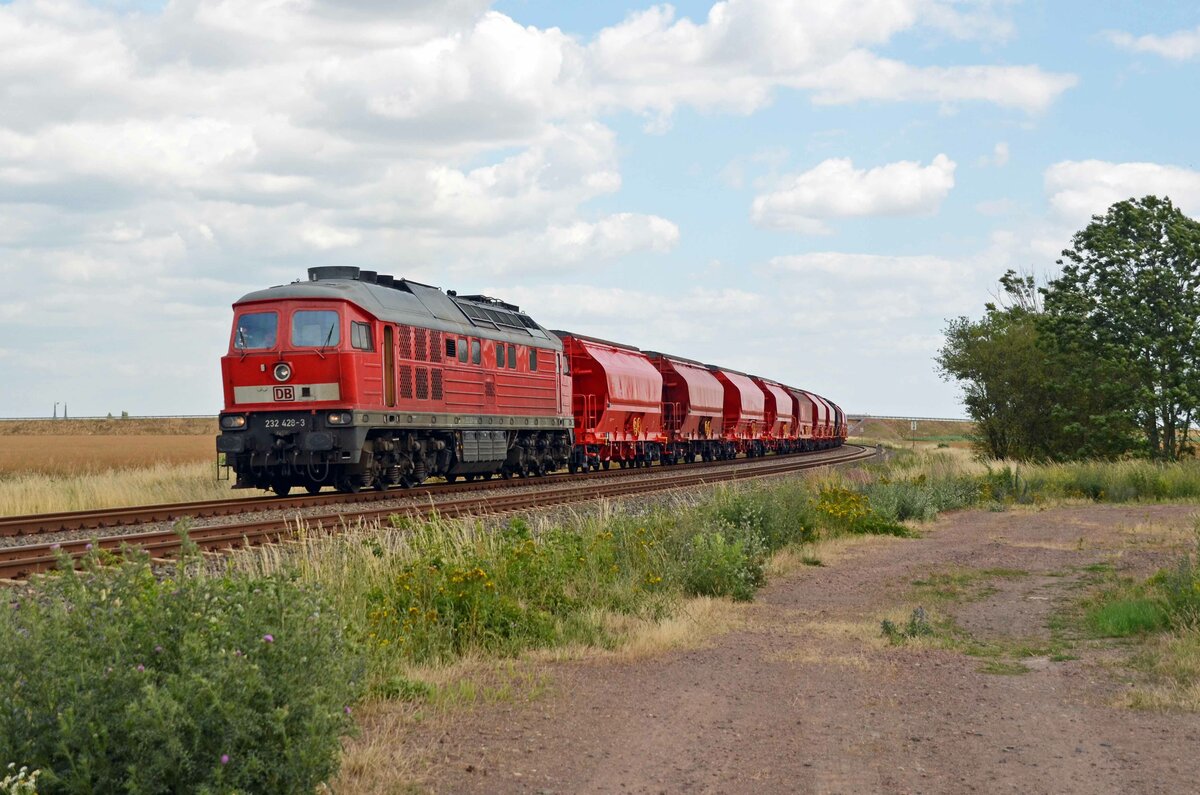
[273,386,296,402]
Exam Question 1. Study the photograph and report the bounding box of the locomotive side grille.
[414,328,428,362]
[399,365,413,399]
[431,369,443,400]
[399,326,412,360]
[416,367,429,400]
[430,330,442,363]
[485,381,496,398]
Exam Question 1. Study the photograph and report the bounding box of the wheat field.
[0,418,252,516]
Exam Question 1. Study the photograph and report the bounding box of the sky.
[1,0,1198,419]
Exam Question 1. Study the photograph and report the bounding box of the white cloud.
[1107,27,1200,61]
[978,141,1009,167]
[1044,160,1200,224]
[796,52,1077,113]
[588,0,1075,119]
[751,154,957,233]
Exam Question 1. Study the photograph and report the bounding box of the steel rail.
[0,447,859,537]
[0,445,875,581]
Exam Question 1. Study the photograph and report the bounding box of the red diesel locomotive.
[217,267,846,494]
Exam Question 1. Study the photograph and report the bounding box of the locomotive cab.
[217,267,574,496]
[217,298,372,494]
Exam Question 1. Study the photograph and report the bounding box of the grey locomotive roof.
[234,268,562,350]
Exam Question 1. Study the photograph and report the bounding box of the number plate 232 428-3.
[264,418,306,429]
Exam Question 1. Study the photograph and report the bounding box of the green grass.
[1085,597,1168,637]
[239,478,919,696]
[910,567,1028,603]
[978,660,1031,675]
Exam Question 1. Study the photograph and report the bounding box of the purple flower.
[233,649,243,657]
[49,543,61,551]
[344,706,352,715]
[85,543,93,551]
[136,664,145,673]
[220,754,230,765]
[154,645,163,654]
[262,634,274,643]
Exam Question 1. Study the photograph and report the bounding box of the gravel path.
[399,503,1200,794]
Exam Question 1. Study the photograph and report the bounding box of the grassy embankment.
[8,444,1200,790]
[0,418,242,515]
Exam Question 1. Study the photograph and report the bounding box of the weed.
[881,607,934,643]
[0,532,361,793]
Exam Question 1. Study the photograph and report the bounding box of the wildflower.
[85,543,93,551]
[154,645,163,654]
[263,634,274,643]
[50,543,61,551]
[136,664,145,672]
[220,754,230,765]
[344,706,352,715]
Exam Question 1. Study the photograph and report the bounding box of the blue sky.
[1,0,1198,418]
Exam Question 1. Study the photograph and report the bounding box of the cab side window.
[471,339,481,365]
[351,322,373,351]
[507,344,516,369]
[458,338,468,363]
[495,344,503,368]
[529,348,538,371]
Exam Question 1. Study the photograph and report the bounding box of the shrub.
[0,540,362,794]
[680,531,765,602]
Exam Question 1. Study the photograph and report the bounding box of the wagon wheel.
[271,480,292,497]
[305,483,322,495]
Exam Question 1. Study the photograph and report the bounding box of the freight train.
[216,267,846,495]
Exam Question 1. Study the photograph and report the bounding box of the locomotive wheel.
[305,483,322,495]
[602,460,611,470]
[271,481,292,497]
[338,478,361,494]
[500,468,512,479]
[446,473,458,484]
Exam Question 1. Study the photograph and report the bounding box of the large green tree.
[1044,195,1200,460]
[937,271,1064,459]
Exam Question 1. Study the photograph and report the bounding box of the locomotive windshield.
[233,311,278,350]
[292,310,340,348]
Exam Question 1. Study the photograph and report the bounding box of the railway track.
[0,445,876,581]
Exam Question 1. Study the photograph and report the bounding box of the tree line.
[937,195,1200,461]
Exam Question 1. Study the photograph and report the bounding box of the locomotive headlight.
[220,414,247,430]
[327,411,353,425]
[273,362,292,383]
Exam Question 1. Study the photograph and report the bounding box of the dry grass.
[0,435,217,476]
[0,418,216,436]
[1124,630,1200,712]
[0,461,250,516]
[0,418,238,515]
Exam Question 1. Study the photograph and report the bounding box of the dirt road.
[407,505,1200,794]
